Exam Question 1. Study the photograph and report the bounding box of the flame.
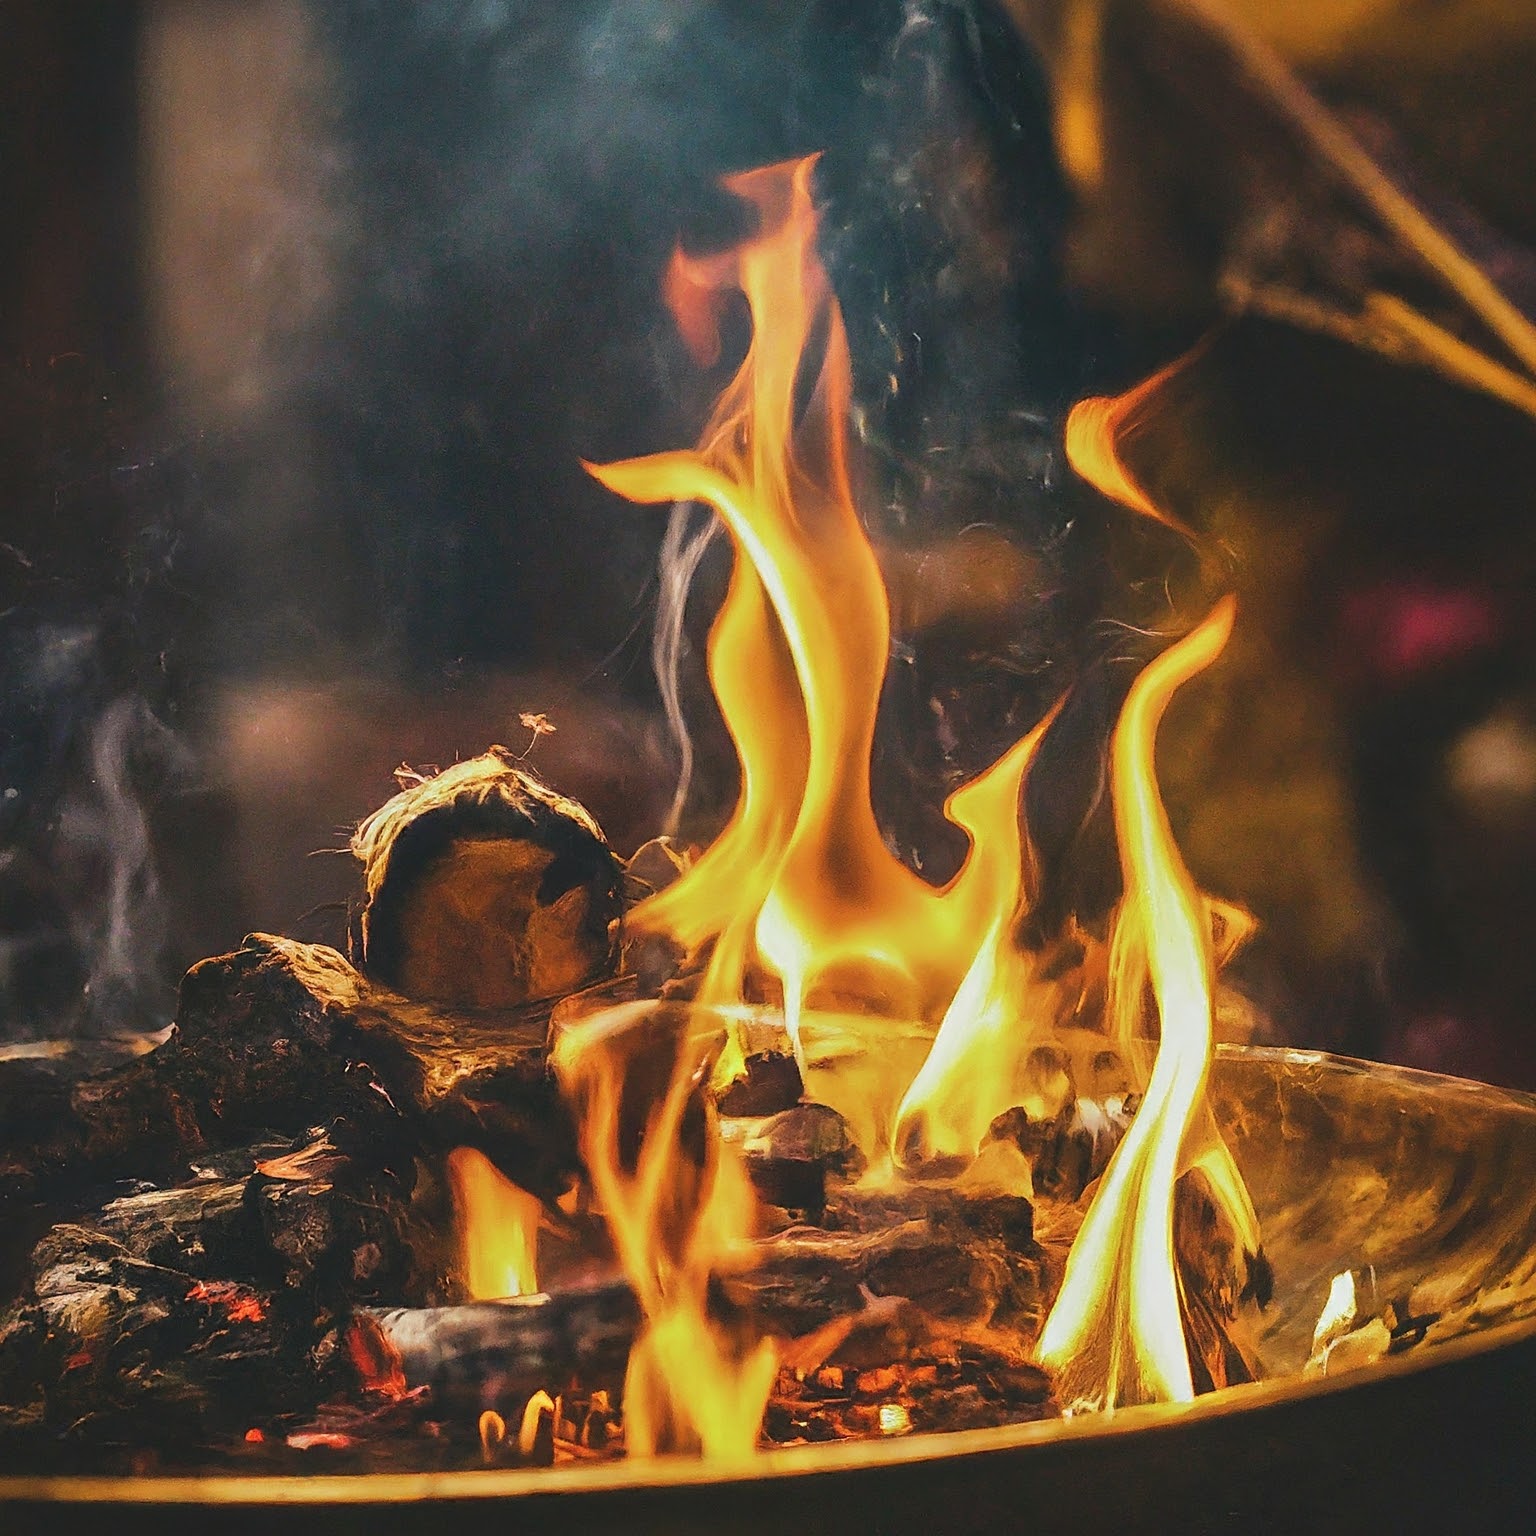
[891,704,1060,1167]
[1036,597,1251,1408]
[478,1409,506,1462]
[1064,347,1203,538]
[447,1146,541,1300]
[587,156,1059,1070]
[553,1005,778,1461]
[581,154,1259,1430]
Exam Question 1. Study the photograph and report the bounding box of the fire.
[1036,597,1253,1408]
[891,702,1061,1168]
[552,1004,778,1461]
[575,153,1258,1440]
[587,157,1064,1075]
[1063,346,1203,538]
[446,1146,541,1300]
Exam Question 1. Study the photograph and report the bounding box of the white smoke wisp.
[652,499,720,836]
[58,696,197,1035]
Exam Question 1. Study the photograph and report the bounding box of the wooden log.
[0,935,582,1209]
[356,1180,1049,1414]
[0,1128,452,1459]
[744,1187,1047,1348]
[351,750,623,1011]
[357,1282,641,1409]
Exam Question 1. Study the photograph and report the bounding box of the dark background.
[4,0,1536,1088]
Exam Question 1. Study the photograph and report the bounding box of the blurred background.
[3,0,1535,1086]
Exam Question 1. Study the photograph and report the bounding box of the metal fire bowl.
[5,1044,1535,1534]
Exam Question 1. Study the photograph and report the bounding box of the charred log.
[357,1282,641,1410]
[722,1102,866,1220]
[351,750,622,1011]
[0,935,581,1209]
[1175,1168,1268,1394]
[354,1184,1050,1423]
[0,1126,454,1461]
[744,1187,1047,1345]
[715,1051,805,1117]
[984,1094,1135,1202]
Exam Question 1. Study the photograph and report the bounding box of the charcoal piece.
[18,1131,428,1313]
[743,1157,826,1220]
[715,1051,805,1117]
[0,1126,455,1458]
[984,1094,1134,1202]
[359,1281,642,1409]
[0,1241,321,1457]
[723,1102,865,1218]
[351,750,622,1011]
[729,1102,865,1177]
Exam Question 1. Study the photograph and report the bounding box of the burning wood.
[0,154,1282,1475]
[0,932,585,1214]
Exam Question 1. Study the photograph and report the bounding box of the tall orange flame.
[587,157,1056,1068]
[1036,597,1250,1408]
[553,1006,777,1461]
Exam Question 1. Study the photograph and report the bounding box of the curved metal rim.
[4,1044,1533,1505]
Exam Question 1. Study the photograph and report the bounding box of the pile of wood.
[0,749,1263,1473]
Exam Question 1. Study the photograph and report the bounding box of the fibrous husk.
[351,750,622,1012]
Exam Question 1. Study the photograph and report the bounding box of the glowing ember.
[185,1279,267,1324]
[447,1145,542,1300]
[343,1314,409,1401]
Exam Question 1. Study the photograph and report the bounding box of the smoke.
[0,619,197,1041]
[652,502,721,835]
[642,0,1077,845]
[57,695,196,1033]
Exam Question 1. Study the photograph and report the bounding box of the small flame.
[478,1409,507,1462]
[1063,349,1201,538]
[892,704,1061,1167]
[1037,597,1251,1408]
[518,1391,556,1457]
[553,1006,778,1461]
[447,1146,542,1300]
